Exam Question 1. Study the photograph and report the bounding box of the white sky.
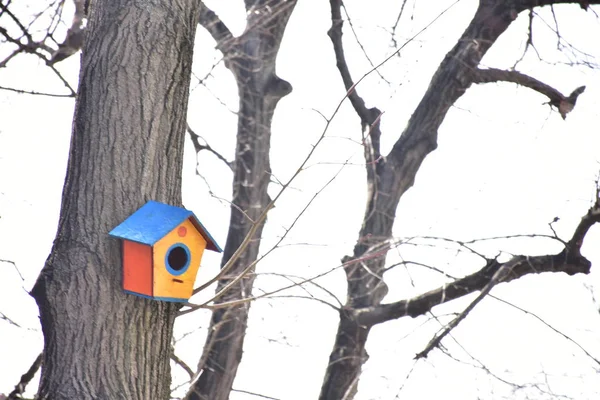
[1,0,600,399]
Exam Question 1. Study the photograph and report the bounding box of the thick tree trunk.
[320,1,524,398]
[30,1,200,399]
[185,2,296,399]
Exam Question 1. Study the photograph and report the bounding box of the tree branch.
[473,68,585,119]
[328,0,384,274]
[567,183,600,250]
[0,2,54,60]
[187,123,233,170]
[415,257,518,359]
[198,2,235,53]
[0,26,48,66]
[0,85,75,98]
[354,197,600,327]
[514,0,600,13]
[328,0,382,157]
[47,0,86,65]
[6,353,42,400]
[491,294,600,365]
[171,351,194,379]
[0,3,35,48]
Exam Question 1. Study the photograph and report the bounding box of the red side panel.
[122,241,153,296]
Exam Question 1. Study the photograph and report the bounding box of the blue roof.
[109,201,222,252]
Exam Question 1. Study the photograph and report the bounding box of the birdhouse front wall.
[152,218,207,300]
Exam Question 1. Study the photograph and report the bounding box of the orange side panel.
[122,241,153,296]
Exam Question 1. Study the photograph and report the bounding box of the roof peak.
[109,201,222,252]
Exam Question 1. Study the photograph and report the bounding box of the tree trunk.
[185,2,295,399]
[320,1,524,398]
[30,1,200,399]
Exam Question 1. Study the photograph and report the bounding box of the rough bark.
[30,1,200,399]
[185,2,296,399]
[320,1,599,399]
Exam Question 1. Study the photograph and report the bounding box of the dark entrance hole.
[167,246,188,271]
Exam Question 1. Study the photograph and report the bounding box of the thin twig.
[491,294,600,366]
[415,258,518,359]
[0,85,75,98]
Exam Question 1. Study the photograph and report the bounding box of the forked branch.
[353,195,600,328]
[187,123,233,170]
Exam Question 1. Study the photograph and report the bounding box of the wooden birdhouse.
[109,201,222,302]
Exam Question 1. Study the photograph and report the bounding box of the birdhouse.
[109,201,222,302]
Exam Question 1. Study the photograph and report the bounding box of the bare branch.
[360,254,585,326]
[550,5,561,49]
[567,185,600,251]
[184,308,236,387]
[0,17,76,94]
[6,353,42,400]
[328,0,385,239]
[198,2,235,53]
[189,202,272,297]
[187,123,233,170]
[0,25,48,66]
[47,63,77,96]
[353,198,600,327]
[514,0,600,13]
[0,258,25,282]
[513,9,542,68]
[473,68,585,119]
[492,295,600,365]
[182,139,355,315]
[195,267,344,311]
[48,0,86,65]
[531,7,599,68]
[340,3,390,85]
[0,311,21,328]
[0,48,23,68]
[171,351,194,379]
[0,85,75,98]
[181,261,346,316]
[0,2,35,47]
[0,2,53,54]
[258,271,344,308]
[0,0,85,69]
[328,0,382,133]
[415,257,517,359]
[390,0,410,49]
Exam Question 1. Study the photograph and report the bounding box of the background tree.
[1,1,599,399]
[183,3,296,399]
[320,1,597,397]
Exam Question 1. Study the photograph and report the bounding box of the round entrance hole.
[166,244,191,276]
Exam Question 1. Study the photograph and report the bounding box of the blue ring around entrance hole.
[165,243,191,276]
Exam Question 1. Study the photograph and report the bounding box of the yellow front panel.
[153,218,207,300]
